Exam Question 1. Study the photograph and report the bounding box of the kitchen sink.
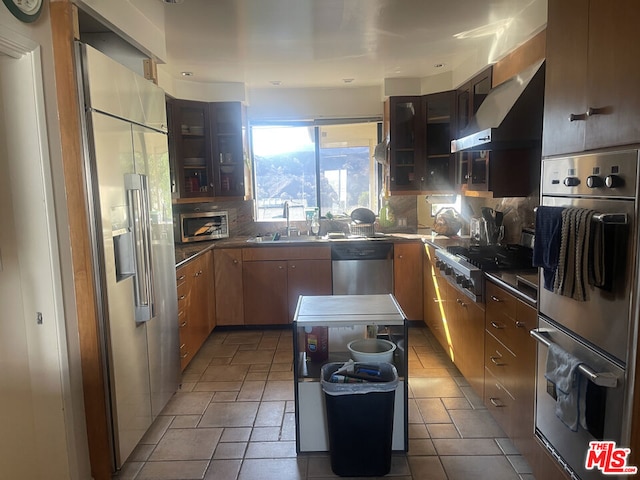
[246,235,327,243]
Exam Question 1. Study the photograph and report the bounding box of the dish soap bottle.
[378,191,395,228]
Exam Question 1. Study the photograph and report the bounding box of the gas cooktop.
[446,244,534,271]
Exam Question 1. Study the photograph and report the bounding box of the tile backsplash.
[173,193,538,244]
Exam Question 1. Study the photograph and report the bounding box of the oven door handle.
[530,328,618,388]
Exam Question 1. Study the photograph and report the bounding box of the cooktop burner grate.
[446,244,533,271]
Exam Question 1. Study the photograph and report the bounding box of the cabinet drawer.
[485,331,518,394]
[484,369,515,437]
[177,282,189,310]
[485,282,525,353]
[243,245,330,261]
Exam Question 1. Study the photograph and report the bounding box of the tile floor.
[114,325,534,480]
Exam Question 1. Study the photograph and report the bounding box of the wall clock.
[2,0,43,23]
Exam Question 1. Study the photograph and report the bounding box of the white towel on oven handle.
[544,342,587,431]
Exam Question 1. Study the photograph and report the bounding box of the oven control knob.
[461,279,471,289]
[455,274,465,284]
[444,266,452,275]
[586,175,604,188]
[605,174,624,188]
[563,177,580,187]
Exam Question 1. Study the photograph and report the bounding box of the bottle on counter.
[304,326,328,362]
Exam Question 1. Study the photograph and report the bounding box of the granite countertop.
[175,233,432,268]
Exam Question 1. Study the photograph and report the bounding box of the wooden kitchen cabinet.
[387,96,423,192]
[210,102,246,197]
[214,248,244,326]
[423,91,456,191]
[484,281,537,459]
[445,282,485,398]
[423,245,448,351]
[168,99,247,199]
[242,246,332,325]
[455,67,492,138]
[175,250,214,370]
[543,0,640,156]
[456,149,540,198]
[169,98,213,199]
[386,93,457,194]
[393,242,423,321]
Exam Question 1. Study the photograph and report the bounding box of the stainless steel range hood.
[451,60,545,152]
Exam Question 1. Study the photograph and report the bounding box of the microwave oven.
[176,211,229,243]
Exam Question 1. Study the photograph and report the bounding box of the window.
[251,122,380,221]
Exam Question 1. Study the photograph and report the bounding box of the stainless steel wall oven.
[533,150,639,480]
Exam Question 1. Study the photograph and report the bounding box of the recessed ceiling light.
[162,0,184,4]
[181,71,193,77]
[343,78,354,84]
[270,80,282,86]
[433,63,445,68]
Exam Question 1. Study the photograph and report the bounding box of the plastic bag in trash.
[321,361,398,396]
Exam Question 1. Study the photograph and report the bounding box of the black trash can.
[321,361,399,477]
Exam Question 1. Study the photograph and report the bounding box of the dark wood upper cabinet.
[168,98,246,199]
[455,67,492,138]
[423,91,456,191]
[387,92,456,193]
[543,0,640,156]
[388,96,424,192]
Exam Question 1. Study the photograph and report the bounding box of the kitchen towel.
[533,206,564,291]
[545,342,587,431]
[554,208,596,301]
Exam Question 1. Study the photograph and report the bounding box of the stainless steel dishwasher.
[331,241,393,294]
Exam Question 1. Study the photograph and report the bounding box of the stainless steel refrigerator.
[76,42,179,471]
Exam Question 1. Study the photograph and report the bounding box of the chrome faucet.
[283,201,291,236]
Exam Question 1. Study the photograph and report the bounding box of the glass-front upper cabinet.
[423,91,456,191]
[169,99,213,198]
[388,96,423,192]
[168,99,247,200]
[210,102,246,197]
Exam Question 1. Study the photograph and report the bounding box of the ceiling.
[160,0,546,90]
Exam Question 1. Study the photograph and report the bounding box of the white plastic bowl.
[347,338,396,363]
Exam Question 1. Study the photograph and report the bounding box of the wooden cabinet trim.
[242,245,331,261]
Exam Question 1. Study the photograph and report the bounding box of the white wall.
[247,85,383,122]
[0,4,91,480]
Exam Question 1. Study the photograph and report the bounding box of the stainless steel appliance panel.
[538,196,635,364]
[91,112,155,465]
[534,317,626,480]
[79,42,179,471]
[132,124,180,418]
[332,259,393,295]
[82,43,167,132]
[331,242,393,295]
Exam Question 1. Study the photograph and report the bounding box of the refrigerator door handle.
[125,173,155,322]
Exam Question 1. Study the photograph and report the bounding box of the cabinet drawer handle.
[490,356,505,366]
[490,321,504,330]
[181,352,189,359]
[489,397,505,407]
[233,259,239,264]
[180,321,187,328]
[398,254,404,259]
[194,270,203,277]
[490,295,501,302]
[515,321,526,328]
[178,295,186,301]
[587,107,605,117]
[290,264,296,269]
[569,112,588,122]
[278,265,284,269]
[177,275,186,281]
[180,343,186,349]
